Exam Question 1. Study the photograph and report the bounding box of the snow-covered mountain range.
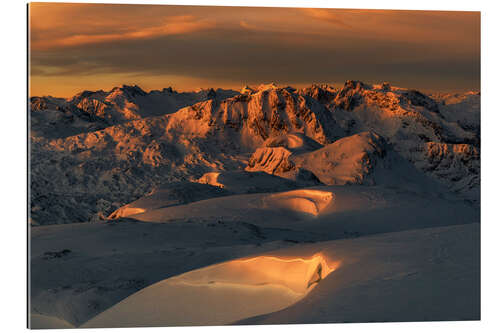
[29,81,479,225]
[29,80,480,328]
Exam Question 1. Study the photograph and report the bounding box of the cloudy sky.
[29,3,480,97]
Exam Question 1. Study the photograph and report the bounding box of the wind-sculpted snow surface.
[108,172,299,219]
[111,185,477,232]
[30,222,478,328]
[83,254,337,327]
[107,182,230,219]
[30,81,479,225]
[263,132,324,153]
[263,190,335,216]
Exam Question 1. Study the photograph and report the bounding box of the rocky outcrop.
[408,142,479,200]
[246,147,296,175]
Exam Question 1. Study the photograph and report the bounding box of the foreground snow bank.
[30,222,479,328]
[83,254,337,327]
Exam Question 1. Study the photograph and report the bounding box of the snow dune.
[83,254,337,328]
[264,189,335,216]
[108,207,145,219]
[196,170,297,194]
[112,184,477,235]
[107,182,229,219]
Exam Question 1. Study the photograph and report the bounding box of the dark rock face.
[381,82,391,92]
[332,81,368,111]
[207,88,217,99]
[300,84,337,105]
[401,90,440,113]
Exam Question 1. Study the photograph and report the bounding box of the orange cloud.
[301,8,352,29]
[300,8,479,45]
[29,4,479,96]
[30,14,215,50]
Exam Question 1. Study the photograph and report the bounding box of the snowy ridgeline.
[29,81,479,225]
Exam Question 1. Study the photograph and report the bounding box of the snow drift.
[263,189,335,216]
[83,254,337,327]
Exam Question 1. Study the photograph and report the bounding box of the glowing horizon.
[29,3,480,98]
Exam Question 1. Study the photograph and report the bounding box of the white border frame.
[2,1,499,332]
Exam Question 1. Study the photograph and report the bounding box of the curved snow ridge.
[264,189,335,216]
[263,132,323,151]
[82,254,337,328]
[267,133,305,149]
[108,206,145,219]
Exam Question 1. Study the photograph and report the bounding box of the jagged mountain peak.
[109,84,147,98]
[160,87,175,94]
[30,84,241,139]
[257,82,279,91]
[30,96,66,111]
[343,79,370,91]
[174,84,345,148]
[298,80,441,114]
[240,82,287,95]
[69,89,107,104]
[241,85,256,94]
[299,84,338,104]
